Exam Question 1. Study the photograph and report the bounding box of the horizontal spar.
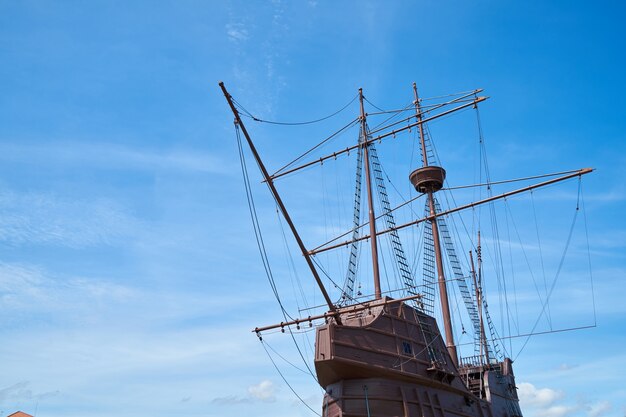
[269,96,487,181]
[252,293,423,334]
[309,167,594,255]
[367,89,483,137]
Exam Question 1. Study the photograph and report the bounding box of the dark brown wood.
[428,194,458,367]
[252,293,423,333]
[360,88,382,299]
[316,299,521,416]
[414,84,458,366]
[413,83,429,167]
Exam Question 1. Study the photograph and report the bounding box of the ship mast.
[359,88,382,300]
[470,241,489,366]
[411,83,459,367]
[477,232,490,364]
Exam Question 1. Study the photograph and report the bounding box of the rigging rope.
[531,190,553,329]
[235,93,358,125]
[236,123,287,315]
[473,105,508,359]
[260,340,321,417]
[454,324,596,348]
[442,169,586,191]
[339,139,364,304]
[363,96,386,113]
[263,339,311,375]
[514,178,583,361]
[580,182,597,326]
[275,209,319,374]
[503,200,550,325]
[273,118,360,177]
[504,199,521,335]
[310,192,426,254]
[236,123,319,383]
[312,256,350,295]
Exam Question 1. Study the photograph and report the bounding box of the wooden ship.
[220,82,592,417]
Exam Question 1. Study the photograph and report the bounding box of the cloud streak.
[0,189,140,248]
[0,142,232,175]
[0,381,60,405]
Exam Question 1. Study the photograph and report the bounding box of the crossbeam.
[309,168,594,255]
[269,96,487,181]
[253,293,423,334]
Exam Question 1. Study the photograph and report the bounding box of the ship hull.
[322,377,492,417]
[315,298,521,417]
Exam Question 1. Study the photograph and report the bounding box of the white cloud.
[519,382,564,408]
[518,382,618,417]
[248,380,276,402]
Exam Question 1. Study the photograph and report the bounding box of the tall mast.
[470,247,489,366]
[219,82,337,315]
[476,232,489,364]
[411,83,458,367]
[359,88,382,300]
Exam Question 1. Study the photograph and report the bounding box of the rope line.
[273,117,360,177]
[263,339,311,375]
[236,124,288,316]
[260,341,321,416]
[442,169,584,191]
[514,179,582,360]
[236,124,320,385]
[236,93,358,125]
[580,181,597,325]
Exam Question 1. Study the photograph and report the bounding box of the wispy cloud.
[0,262,135,323]
[588,401,612,417]
[225,1,291,116]
[0,189,140,248]
[211,395,252,405]
[0,142,232,175]
[226,23,249,43]
[211,379,276,406]
[556,363,579,371]
[0,381,60,404]
[0,260,275,414]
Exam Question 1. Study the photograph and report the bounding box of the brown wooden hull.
[314,298,521,417]
[322,378,492,417]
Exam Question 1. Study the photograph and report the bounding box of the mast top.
[409,166,446,193]
[410,83,446,194]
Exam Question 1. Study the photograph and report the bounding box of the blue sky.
[0,1,625,417]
